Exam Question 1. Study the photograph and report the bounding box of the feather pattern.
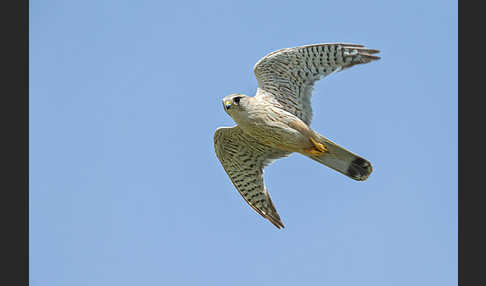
[214,126,290,228]
[254,43,380,125]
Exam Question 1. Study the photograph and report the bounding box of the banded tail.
[305,132,372,181]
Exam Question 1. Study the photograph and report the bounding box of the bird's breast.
[235,106,307,151]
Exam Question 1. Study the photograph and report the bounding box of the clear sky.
[30,0,457,285]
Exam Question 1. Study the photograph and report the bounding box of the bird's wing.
[214,126,291,229]
[253,43,380,125]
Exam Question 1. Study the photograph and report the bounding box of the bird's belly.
[239,121,310,152]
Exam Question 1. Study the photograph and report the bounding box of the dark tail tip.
[347,157,373,181]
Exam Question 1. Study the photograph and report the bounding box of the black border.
[1,0,29,285]
[459,1,481,285]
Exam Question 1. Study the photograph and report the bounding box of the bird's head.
[222,93,249,116]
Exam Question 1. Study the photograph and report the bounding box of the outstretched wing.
[214,126,290,229]
[253,43,380,125]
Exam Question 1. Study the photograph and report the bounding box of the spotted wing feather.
[214,126,290,229]
[253,43,380,125]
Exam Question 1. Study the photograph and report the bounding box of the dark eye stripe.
[233,97,240,104]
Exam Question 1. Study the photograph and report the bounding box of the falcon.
[214,43,380,229]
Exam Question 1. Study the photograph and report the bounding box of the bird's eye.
[233,97,241,104]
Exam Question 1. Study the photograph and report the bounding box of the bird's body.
[214,43,380,229]
[229,95,313,153]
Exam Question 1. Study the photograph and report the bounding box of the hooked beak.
[224,100,232,110]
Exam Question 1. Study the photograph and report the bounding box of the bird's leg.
[303,137,328,156]
[287,118,328,156]
[310,137,328,153]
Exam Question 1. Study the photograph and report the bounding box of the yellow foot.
[309,137,328,153]
[305,148,324,156]
[303,138,328,156]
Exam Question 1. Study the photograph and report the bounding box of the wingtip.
[363,54,381,60]
[268,218,285,229]
[341,45,381,61]
[351,47,381,54]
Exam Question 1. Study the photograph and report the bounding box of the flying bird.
[214,43,380,229]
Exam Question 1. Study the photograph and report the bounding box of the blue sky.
[30,0,457,285]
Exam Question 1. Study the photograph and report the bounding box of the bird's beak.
[224,100,232,110]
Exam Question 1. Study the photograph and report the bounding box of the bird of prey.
[214,43,380,229]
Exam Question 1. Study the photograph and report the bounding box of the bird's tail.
[304,132,373,181]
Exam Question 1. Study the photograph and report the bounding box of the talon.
[303,137,328,156]
[307,148,325,156]
[309,137,328,153]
